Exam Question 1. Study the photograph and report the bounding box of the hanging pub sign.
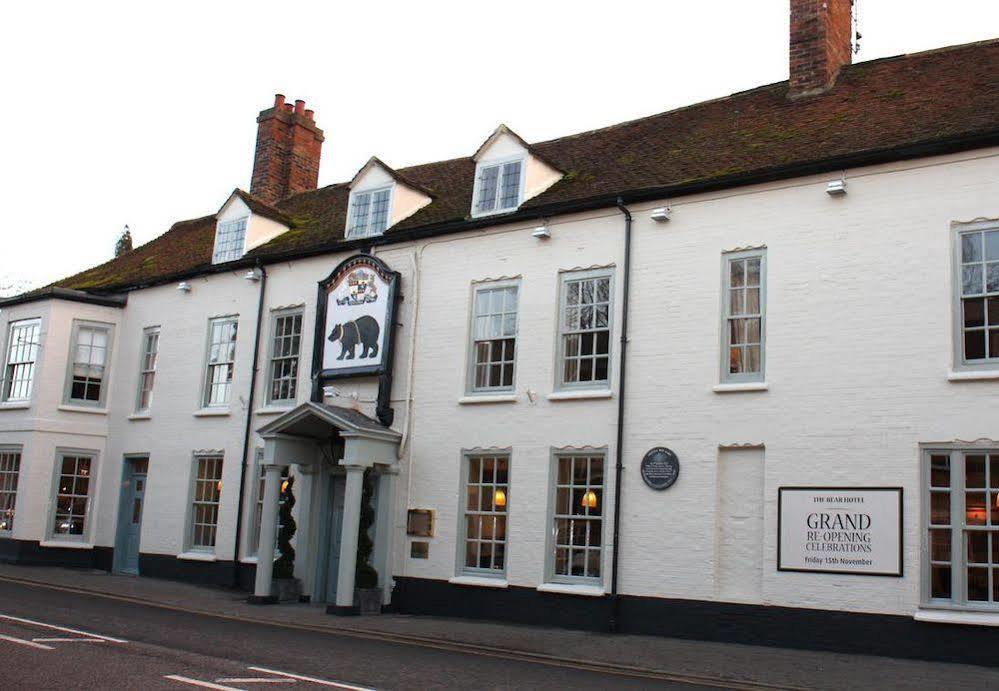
[313,253,401,383]
[640,447,680,490]
[777,487,903,577]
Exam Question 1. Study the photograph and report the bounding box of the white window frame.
[466,280,520,394]
[922,443,999,612]
[1,318,41,403]
[455,450,511,578]
[545,449,607,586]
[135,326,160,413]
[720,248,767,384]
[64,320,114,408]
[212,216,248,264]
[202,316,238,409]
[345,185,394,239]
[186,453,224,553]
[952,220,999,372]
[555,268,614,391]
[265,309,303,407]
[0,445,22,535]
[471,156,526,218]
[248,448,290,558]
[47,448,98,543]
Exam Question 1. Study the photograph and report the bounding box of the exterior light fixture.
[216,480,223,493]
[244,269,261,281]
[650,206,671,222]
[532,224,551,239]
[826,179,847,195]
[177,281,192,293]
[494,488,507,508]
[581,489,598,509]
[281,479,290,493]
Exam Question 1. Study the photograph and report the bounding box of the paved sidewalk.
[1,564,997,690]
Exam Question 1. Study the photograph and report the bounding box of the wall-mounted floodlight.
[650,206,671,222]
[244,269,261,282]
[826,179,847,195]
[177,281,192,293]
[532,225,551,239]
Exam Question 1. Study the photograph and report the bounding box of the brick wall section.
[789,0,853,98]
[249,95,324,204]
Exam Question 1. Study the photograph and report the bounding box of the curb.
[0,573,803,690]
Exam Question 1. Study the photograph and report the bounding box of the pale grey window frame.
[47,448,98,543]
[471,156,526,217]
[248,448,289,558]
[187,453,224,552]
[921,443,999,612]
[202,316,238,408]
[135,326,159,413]
[455,450,511,578]
[466,280,520,394]
[265,309,303,406]
[952,221,999,371]
[64,320,114,408]
[212,216,248,264]
[555,268,614,391]
[1,318,41,402]
[720,248,767,383]
[346,186,393,239]
[545,448,607,586]
[0,445,22,534]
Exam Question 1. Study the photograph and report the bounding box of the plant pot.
[270,577,302,603]
[353,587,383,615]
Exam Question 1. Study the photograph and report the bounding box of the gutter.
[609,198,632,633]
[232,261,268,589]
[21,129,999,302]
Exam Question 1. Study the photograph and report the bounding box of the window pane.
[930,455,950,487]
[968,531,989,563]
[931,565,951,599]
[930,528,951,561]
[988,263,999,293]
[930,492,950,525]
[967,493,987,525]
[477,166,499,212]
[729,259,745,288]
[965,330,987,360]
[964,298,985,328]
[963,265,983,296]
[987,231,999,261]
[962,231,983,263]
[968,567,989,601]
[967,456,987,487]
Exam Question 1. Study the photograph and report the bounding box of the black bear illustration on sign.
[328,315,380,360]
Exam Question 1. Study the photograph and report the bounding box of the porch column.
[373,465,400,606]
[332,463,366,615]
[250,463,284,604]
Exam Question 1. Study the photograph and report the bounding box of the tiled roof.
[51,39,999,294]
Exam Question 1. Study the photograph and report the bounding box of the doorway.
[114,457,148,574]
[315,474,345,603]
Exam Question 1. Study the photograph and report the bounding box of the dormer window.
[212,216,248,264]
[347,187,392,239]
[474,159,523,216]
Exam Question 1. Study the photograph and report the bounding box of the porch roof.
[256,401,401,444]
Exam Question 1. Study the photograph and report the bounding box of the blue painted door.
[323,475,345,603]
[116,458,147,574]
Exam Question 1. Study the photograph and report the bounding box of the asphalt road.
[0,579,728,690]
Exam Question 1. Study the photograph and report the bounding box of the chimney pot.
[304,109,315,121]
[274,94,286,108]
[283,102,294,112]
[294,99,305,116]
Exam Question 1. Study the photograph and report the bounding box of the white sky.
[1,0,996,293]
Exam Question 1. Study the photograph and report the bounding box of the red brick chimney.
[789,0,853,98]
[250,94,325,203]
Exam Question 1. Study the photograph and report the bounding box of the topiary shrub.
[355,468,379,589]
[273,474,297,580]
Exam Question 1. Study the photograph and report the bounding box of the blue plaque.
[641,447,680,490]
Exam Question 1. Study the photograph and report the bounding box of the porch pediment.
[256,402,400,444]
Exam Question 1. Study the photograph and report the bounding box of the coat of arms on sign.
[336,269,378,306]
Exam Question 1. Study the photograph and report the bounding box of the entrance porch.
[251,402,400,615]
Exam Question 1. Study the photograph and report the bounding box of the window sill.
[177,551,217,562]
[255,406,294,416]
[536,582,605,597]
[914,608,999,627]
[0,402,30,411]
[39,540,94,550]
[947,369,999,382]
[458,394,518,405]
[57,404,108,415]
[128,413,151,421]
[448,575,509,589]
[193,408,230,418]
[547,389,613,402]
[713,382,769,393]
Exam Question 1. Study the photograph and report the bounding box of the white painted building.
[1,0,998,662]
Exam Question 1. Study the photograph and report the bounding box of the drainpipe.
[609,197,632,633]
[232,261,268,589]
